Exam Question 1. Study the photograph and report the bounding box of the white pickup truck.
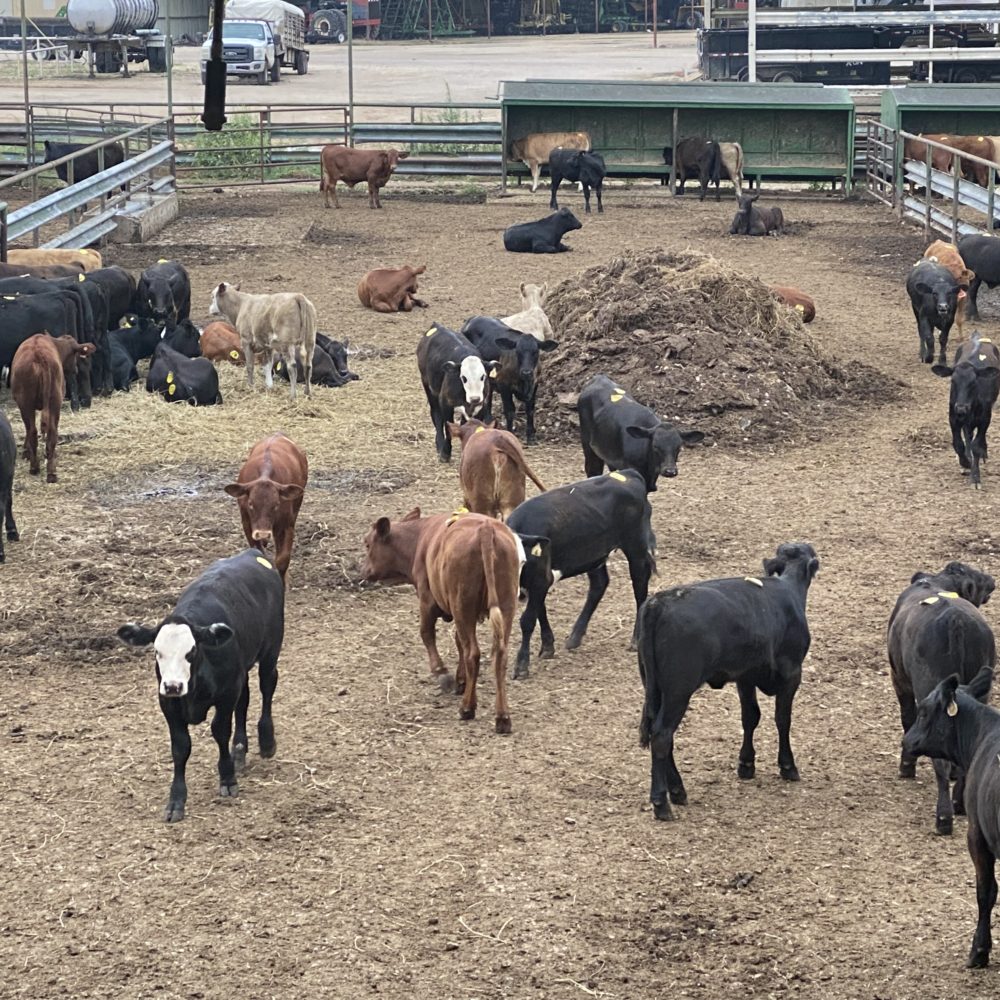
[201,0,309,85]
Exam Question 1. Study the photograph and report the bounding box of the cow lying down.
[730,195,783,237]
[503,208,582,254]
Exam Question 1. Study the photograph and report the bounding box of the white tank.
[67,0,158,35]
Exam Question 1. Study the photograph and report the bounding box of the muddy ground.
[3,183,1000,999]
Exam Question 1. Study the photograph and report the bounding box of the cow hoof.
[7,529,19,541]
[967,949,990,969]
[526,435,537,446]
[974,482,983,491]
[737,762,756,780]
[935,816,953,836]
[459,706,476,721]
[29,468,39,477]
[627,638,638,652]
[513,663,529,680]
[495,715,512,735]
[163,803,185,823]
[437,672,455,693]
[564,634,582,651]
[539,644,555,659]
[780,765,800,782]
[233,745,247,774]
[454,679,466,695]
[219,781,239,798]
[652,799,674,821]
[668,787,687,806]
[899,763,917,779]
[46,474,57,484]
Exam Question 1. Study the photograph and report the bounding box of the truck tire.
[270,57,280,81]
[295,49,309,74]
[312,8,347,43]
[95,49,120,74]
[257,67,269,84]
[147,46,166,72]
[772,70,798,83]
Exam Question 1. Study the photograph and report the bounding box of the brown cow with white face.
[225,433,308,582]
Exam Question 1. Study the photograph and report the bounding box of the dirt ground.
[3,181,1000,1000]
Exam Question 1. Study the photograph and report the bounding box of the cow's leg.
[523,388,538,445]
[951,414,971,469]
[419,598,452,691]
[244,340,256,389]
[595,181,603,214]
[968,822,997,967]
[529,160,540,193]
[933,756,955,834]
[44,410,58,483]
[455,617,480,722]
[232,676,250,775]
[953,769,968,816]
[648,696,692,820]
[499,386,516,435]
[22,410,39,477]
[581,183,591,214]
[514,576,548,679]
[971,426,987,489]
[582,441,605,478]
[891,667,918,778]
[565,563,610,651]
[531,239,560,253]
[257,650,279,758]
[452,629,466,696]
[736,680,762,779]
[966,276,984,321]
[68,367,81,412]
[938,322,952,366]
[211,704,238,799]
[773,673,801,781]
[536,601,555,660]
[623,549,653,650]
[549,175,561,211]
[367,181,377,209]
[4,488,18,543]
[301,343,312,398]
[331,179,342,209]
[491,609,512,734]
[163,714,192,823]
[916,313,934,363]
[264,351,276,391]
[286,351,299,401]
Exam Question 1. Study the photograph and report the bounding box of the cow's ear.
[234,282,241,291]
[373,516,392,538]
[486,418,498,429]
[495,337,518,351]
[680,429,705,445]
[443,360,458,371]
[763,556,786,577]
[195,623,233,648]
[278,484,304,502]
[402,507,421,522]
[341,337,350,349]
[966,666,994,701]
[519,282,527,296]
[117,622,159,647]
[931,365,953,378]
[216,282,226,294]
[446,421,462,438]
[625,425,654,440]
[911,571,931,584]
[538,339,558,351]
[942,673,961,700]
[224,483,249,499]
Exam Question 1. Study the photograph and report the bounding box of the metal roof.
[881,83,1000,111]
[500,80,855,110]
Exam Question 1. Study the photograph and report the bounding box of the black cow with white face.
[461,316,557,444]
[135,260,191,328]
[117,548,286,823]
[907,259,960,365]
[578,374,703,492]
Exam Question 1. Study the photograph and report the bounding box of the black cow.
[0,411,18,564]
[902,667,1000,967]
[85,266,137,330]
[164,318,202,358]
[274,335,358,388]
[932,336,1000,487]
[117,548,285,823]
[54,275,110,394]
[135,260,191,327]
[908,259,961,365]
[507,469,656,678]
[729,194,784,236]
[146,342,221,406]
[578,374,703,492]
[416,323,493,462]
[43,139,125,185]
[109,335,139,391]
[549,148,606,215]
[109,315,167,366]
[638,542,819,821]
[663,137,722,202]
[888,561,996,835]
[959,234,1000,322]
[461,316,557,445]
[503,208,582,254]
[317,333,360,381]
[0,292,80,371]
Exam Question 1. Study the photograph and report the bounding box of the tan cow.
[500,282,553,341]
[6,248,102,271]
[319,145,409,209]
[447,418,546,520]
[719,141,744,199]
[200,320,245,365]
[357,264,427,312]
[510,131,591,193]
[361,507,519,733]
[924,240,974,341]
[209,282,318,400]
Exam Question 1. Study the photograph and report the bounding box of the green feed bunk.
[500,80,856,192]
[881,84,1000,137]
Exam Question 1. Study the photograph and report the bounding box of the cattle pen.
[5,85,1000,999]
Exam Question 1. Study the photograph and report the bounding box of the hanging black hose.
[202,0,228,131]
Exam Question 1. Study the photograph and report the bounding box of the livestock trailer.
[500,79,857,192]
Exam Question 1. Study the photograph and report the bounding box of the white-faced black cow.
[888,561,996,835]
[0,411,18,563]
[146,341,222,406]
[907,259,961,365]
[903,667,1000,967]
[578,374,704,492]
[959,234,1000,322]
[461,316,558,445]
[135,260,191,328]
[933,336,1000,488]
[503,208,582,254]
[507,469,656,678]
[117,548,286,823]
[417,322,492,462]
[638,542,819,821]
[549,148,606,215]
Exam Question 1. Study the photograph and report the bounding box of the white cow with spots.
[209,281,318,400]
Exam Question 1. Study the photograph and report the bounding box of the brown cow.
[904,134,955,195]
[447,418,546,520]
[6,248,102,271]
[361,507,519,733]
[319,145,409,209]
[952,135,995,188]
[924,240,974,341]
[510,131,591,193]
[200,320,245,365]
[11,334,95,483]
[224,433,308,582]
[0,261,84,279]
[357,264,427,313]
[769,285,816,323]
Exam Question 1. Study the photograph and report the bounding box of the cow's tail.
[734,141,744,178]
[637,599,660,749]
[494,435,545,493]
[709,142,722,186]
[948,610,970,683]
[297,295,318,368]
[479,523,507,656]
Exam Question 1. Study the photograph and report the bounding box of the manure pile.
[537,249,899,447]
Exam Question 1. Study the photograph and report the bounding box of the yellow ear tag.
[121,318,131,328]
[425,327,437,337]
[921,596,939,605]
[947,700,959,717]
[2,295,15,300]
[938,591,960,599]
[474,425,485,434]
[608,471,627,482]
[229,350,240,359]
[980,338,993,344]
[610,393,624,402]
[489,369,498,379]
[744,576,764,587]
[168,383,176,396]
[165,372,174,384]
[979,136,986,142]
[78,273,85,282]
[157,258,168,264]
[275,362,282,371]
[530,543,542,557]
[256,556,273,569]
[980,355,987,362]
[794,304,805,313]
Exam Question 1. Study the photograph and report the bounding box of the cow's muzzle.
[160,681,185,698]
[663,468,678,479]
[252,530,273,544]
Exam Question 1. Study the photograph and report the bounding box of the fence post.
[0,203,7,263]
[951,163,959,243]
[260,109,267,184]
[989,171,996,234]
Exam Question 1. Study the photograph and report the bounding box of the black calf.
[549,148,606,214]
[908,259,960,365]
